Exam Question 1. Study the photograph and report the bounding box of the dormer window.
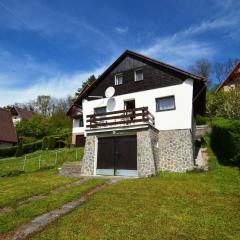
[135,69,143,81]
[115,74,123,85]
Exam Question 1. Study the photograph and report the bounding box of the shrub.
[16,142,23,157]
[47,136,55,150]
[22,140,43,154]
[0,146,17,158]
[210,118,240,167]
[196,115,208,125]
[42,136,48,150]
[206,90,240,119]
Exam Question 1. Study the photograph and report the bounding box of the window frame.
[155,95,176,112]
[115,73,124,86]
[134,69,144,82]
[94,106,107,115]
[79,116,84,127]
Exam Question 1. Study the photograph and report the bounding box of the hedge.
[0,140,43,159]
[41,133,71,150]
[210,118,240,167]
[0,146,17,158]
[0,133,71,159]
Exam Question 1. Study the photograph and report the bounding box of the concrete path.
[3,178,122,240]
[0,178,90,215]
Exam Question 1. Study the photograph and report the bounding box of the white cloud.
[115,27,128,34]
[0,65,106,107]
[140,14,240,67]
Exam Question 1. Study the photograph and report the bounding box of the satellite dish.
[105,86,115,98]
[107,98,116,111]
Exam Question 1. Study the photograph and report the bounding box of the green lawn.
[0,170,106,234]
[29,140,240,240]
[0,147,84,176]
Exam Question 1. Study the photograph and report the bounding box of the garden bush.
[0,146,17,158]
[206,90,240,119]
[210,118,240,167]
[15,142,23,157]
[195,114,208,125]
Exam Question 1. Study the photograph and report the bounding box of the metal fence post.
[55,151,57,165]
[23,156,26,171]
[39,155,41,169]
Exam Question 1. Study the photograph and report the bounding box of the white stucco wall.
[73,79,193,134]
[12,116,21,126]
[72,119,84,134]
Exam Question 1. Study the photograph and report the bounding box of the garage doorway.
[96,135,137,176]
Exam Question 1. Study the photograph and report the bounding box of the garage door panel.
[115,136,137,170]
[97,135,137,176]
[97,138,115,169]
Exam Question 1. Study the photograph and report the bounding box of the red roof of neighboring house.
[216,60,240,92]
[11,106,34,120]
[0,108,18,143]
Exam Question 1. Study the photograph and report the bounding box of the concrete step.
[59,162,82,177]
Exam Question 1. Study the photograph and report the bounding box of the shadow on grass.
[210,129,240,168]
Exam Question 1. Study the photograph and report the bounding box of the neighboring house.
[68,50,206,177]
[67,83,90,147]
[216,60,240,92]
[0,108,18,147]
[10,106,34,126]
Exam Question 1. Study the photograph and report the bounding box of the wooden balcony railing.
[86,107,155,129]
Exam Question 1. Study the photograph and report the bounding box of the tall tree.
[213,58,238,84]
[190,59,212,84]
[74,75,96,98]
[35,95,53,117]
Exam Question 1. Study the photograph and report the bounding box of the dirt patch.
[0,207,13,214]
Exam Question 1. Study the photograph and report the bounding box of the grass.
[0,170,77,208]
[0,171,106,234]
[0,147,84,177]
[29,137,240,240]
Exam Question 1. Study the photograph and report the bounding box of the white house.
[68,50,206,177]
[10,106,33,126]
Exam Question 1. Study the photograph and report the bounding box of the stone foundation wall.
[137,128,158,177]
[81,136,96,175]
[80,127,194,176]
[157,129,194,172]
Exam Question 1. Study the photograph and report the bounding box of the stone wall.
[81,135,96,175]
[157,129,194,172]
[80,127,194,176]
[137,128,158,177]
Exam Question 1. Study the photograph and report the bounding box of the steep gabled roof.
[0,108,18,143]
[66,83,90,116]
[11,106,34,120]
[216,60,240,92]
[74,50,204,103]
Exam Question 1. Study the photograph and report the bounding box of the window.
[115,74,123,85]
[135,69,143,81]
[94,107,107,115]
[79,116,84,127]
[156,96,175,112]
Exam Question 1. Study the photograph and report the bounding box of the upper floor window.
[156,96,175,112]
[115,74,123,85]
[135,69,143,81]
[94,107,107,115]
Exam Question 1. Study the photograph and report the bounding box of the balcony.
[86,107,155,130]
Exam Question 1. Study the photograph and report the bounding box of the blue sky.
[0,0,239,106]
